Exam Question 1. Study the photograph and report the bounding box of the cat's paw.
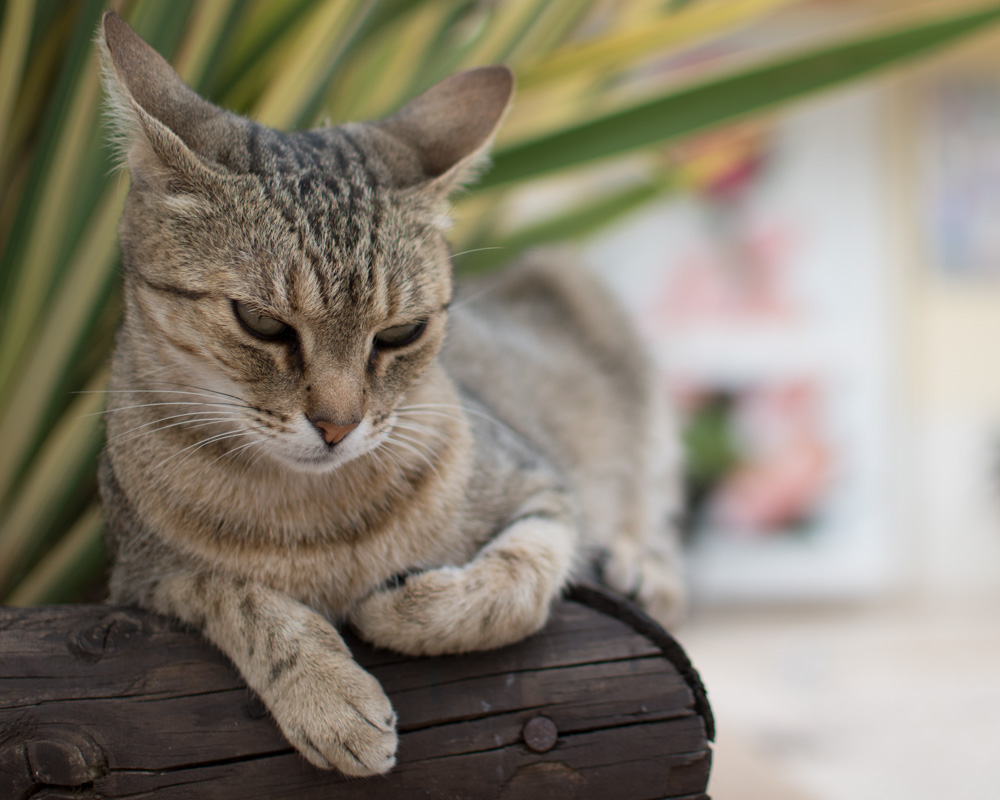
[603,540,686,629]
[350,565,550,656]
[349,567,465,656]
[269,657,397,776]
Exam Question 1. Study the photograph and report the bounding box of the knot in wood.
[522,715,558,753]
[26,732,106,787]
[67,610,144,663]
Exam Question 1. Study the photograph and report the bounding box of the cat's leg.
[349,488,576,656]
[145,572,397,775]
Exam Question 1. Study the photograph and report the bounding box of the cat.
[97,10,684,777]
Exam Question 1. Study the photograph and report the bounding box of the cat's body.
[98,12,683,776]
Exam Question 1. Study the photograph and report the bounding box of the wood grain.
[0,585,712,799]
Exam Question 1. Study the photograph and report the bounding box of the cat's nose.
[312,420,358,445]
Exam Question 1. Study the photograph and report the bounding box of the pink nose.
[313,420,358,445]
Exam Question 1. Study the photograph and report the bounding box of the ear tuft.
[374,66,514,192]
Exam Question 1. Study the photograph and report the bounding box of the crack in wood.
[388,652,670,694]
[3,687,235,710]
[109,748,294,776]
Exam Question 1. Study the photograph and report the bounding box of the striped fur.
[97,12,683,777]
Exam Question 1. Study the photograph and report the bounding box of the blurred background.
[3,0,1000,798]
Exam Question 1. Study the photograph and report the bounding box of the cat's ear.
[371,66,514,194]
[98,11,228,193]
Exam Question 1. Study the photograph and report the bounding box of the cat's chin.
[269,449,362,475]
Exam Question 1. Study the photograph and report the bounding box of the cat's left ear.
[370,66,513,195]
[98,11,231,194]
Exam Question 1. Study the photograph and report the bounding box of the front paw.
[351,565,551,655]
[269,659,397,776]
[350,568,462,656]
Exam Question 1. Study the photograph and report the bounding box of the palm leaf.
[481,4,1000,188]
[0,0,34,163]
[5,505,105,606]
[518,0,795,89]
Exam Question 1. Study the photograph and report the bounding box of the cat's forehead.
[219,125,388,241]
[233,228,445,322]
[221,123,392,187]
[214,123,448,319]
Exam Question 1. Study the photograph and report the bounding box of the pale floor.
[679,592,1000,800]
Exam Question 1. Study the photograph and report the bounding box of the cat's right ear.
[98,11,226,194]
[370,66,514,196]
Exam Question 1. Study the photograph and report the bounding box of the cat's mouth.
[262,416,384,474]
[278,445,361,474]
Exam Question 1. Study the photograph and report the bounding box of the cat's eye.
[373,321,427,349]
[233,301,289,339]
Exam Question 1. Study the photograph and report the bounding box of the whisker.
[391,420,450,443]
[388,429,444,467]
[410,200,459,253]
[382,435,443,482]
[396,408,462,421]
[247,440,275,472]
[105,409,237,435]
[192,438,261,481]
[395,415,463,435]
[83,400,250,419]
[372,442,412,478]
[397,402,517,436]
[396,402,472,414]
[142,381,250,405]
[449,271,510,311]
[78,388,253,409]
[448,246,505,260]
[156,429,258,484]
[159,429,251,465]
[106,412,239,445]
[396,403,463,414]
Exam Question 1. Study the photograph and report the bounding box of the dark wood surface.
[0,585,712,799]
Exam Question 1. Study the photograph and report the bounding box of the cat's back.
[443,251,671,545]
[445,251,650,409]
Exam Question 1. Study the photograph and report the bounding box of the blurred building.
[583,1,1000,798]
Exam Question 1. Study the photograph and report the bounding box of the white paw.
[270,658,397,776]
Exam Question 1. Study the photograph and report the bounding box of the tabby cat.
[97,11,684,776]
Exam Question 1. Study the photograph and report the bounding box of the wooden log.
[0,584,713,799]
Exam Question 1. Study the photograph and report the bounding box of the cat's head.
[99,12,511,473]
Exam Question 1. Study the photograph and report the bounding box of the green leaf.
[5,504,104,606]
[250,0,370,128]
[481,4,1000,188]
[207,0,319,103]
[0,0,106,368]
[518,0,794,89]
[0,378,107,594]
[0,184,124,503]
[0,0,34,162]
